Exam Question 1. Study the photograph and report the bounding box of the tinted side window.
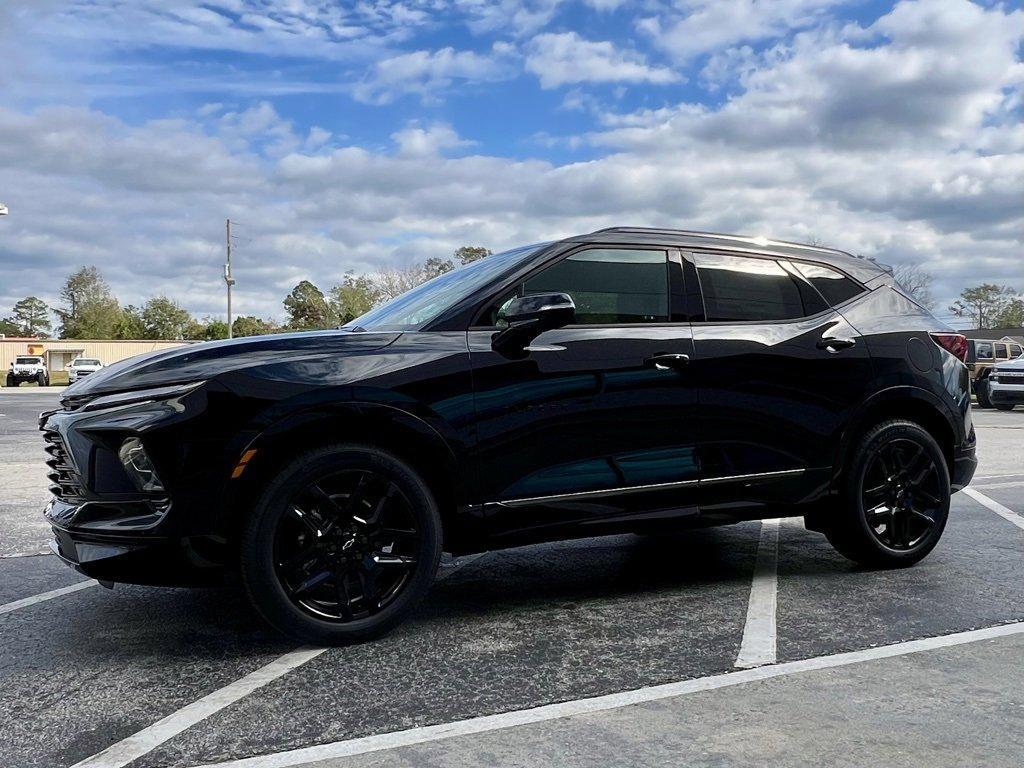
[519,249,668,325]
[996,343,1009,360]
[976,342,994,359]
[694,254,808,322]
[793,262,864,306]
[1010,345,1023,359]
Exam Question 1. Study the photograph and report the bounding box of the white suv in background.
[6,356,48,387]
[989,357,1024,412]
[68,357,104,383]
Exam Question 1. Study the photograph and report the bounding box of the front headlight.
[74,381,204,412]
[117,437,165,492]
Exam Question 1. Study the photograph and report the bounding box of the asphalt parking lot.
[2,388,1024,768]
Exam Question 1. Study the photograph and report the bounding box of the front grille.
[43,430,86,502]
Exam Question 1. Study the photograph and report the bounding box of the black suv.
[41,228,977,644]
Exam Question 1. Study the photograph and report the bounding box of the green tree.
[330,272,382,324]
[189,317,230,341]
[0,318,21,336]
[7,296,51,337]
[994,298,1024,329]
[114,305,147,339]
[56,266,122,338]
[454,245,491,265]
[232,315,277,337]
[141,296,194,339]
[949,284,1019,329]
[284,280,336,330]
[423,256,455,279]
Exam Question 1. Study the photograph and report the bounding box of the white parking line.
[191,620,1024,768]
[0,579,96,615]
[963,487,1024,532]
[69,553,484,768]
[734,518,780,669]
[72,647,329,768]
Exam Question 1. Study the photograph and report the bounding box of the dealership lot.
[2,389,1023,768]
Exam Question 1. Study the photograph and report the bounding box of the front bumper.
[990,384,1024,406]
[47,502,224,586]
[39,383,230,586]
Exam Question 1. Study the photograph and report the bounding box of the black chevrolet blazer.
[41,228,978,643]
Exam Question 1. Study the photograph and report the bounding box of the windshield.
[75,359,101,366]
[347,243,550,331]
[15,357,41,365]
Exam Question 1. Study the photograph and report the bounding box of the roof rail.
[587,226,857,259]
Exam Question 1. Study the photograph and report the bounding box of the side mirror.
[503,292,575,330]
[492,292,575,357]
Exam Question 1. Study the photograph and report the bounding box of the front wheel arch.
[218,405,467,554]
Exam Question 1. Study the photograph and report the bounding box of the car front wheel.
[824,420,950,568]
[240,444,442,645]
[976,379,993,408]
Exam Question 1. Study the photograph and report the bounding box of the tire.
[976,379,993,409]
[824,420,949,568]
[240,444,442,645]
[994,403,1015,411]
[5,375,14,388]
[36,372,46,386]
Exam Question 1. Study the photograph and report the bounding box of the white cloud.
[639,0,844,61]
[352,45,516,104]
[526,32,681,88]
[0,0,1021,330]
[391,122,473,157]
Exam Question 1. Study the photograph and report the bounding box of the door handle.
[817,337,856,352]
[645,353,690,371]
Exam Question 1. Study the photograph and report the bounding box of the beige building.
[2,337,192,383]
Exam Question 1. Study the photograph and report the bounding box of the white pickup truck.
[6,355,49,387]
[68,356,104,383]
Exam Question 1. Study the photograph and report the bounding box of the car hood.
[996,357,1024,371]
[62,330,402,400]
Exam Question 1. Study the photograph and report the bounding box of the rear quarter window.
[792,262,864,306]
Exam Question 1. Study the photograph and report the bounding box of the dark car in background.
[40,228,977,644]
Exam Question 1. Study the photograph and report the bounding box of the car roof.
[564,226,886,283]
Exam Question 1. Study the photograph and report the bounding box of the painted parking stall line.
[68,552,486,768]
[734,518,781,669]
[962,487,1024,532]
[0,579,96,615]
[192,621,1024,768]
[71,647,329,768]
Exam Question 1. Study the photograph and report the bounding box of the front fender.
[210,394,468,539]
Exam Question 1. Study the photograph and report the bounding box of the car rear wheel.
[824,420,949,568]
[994,403,1015,411]
[240,445,442,645]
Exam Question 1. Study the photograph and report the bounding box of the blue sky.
[0,1,1021,326]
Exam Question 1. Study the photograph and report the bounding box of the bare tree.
[375,264,429,301]
[892,263,936,310]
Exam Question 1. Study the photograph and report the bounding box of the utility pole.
[224,219,236,338]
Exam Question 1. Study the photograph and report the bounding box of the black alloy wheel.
[273,470,419,622]
[824,420,950,567]
[241,445,442,645]
[860,438,944,551]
